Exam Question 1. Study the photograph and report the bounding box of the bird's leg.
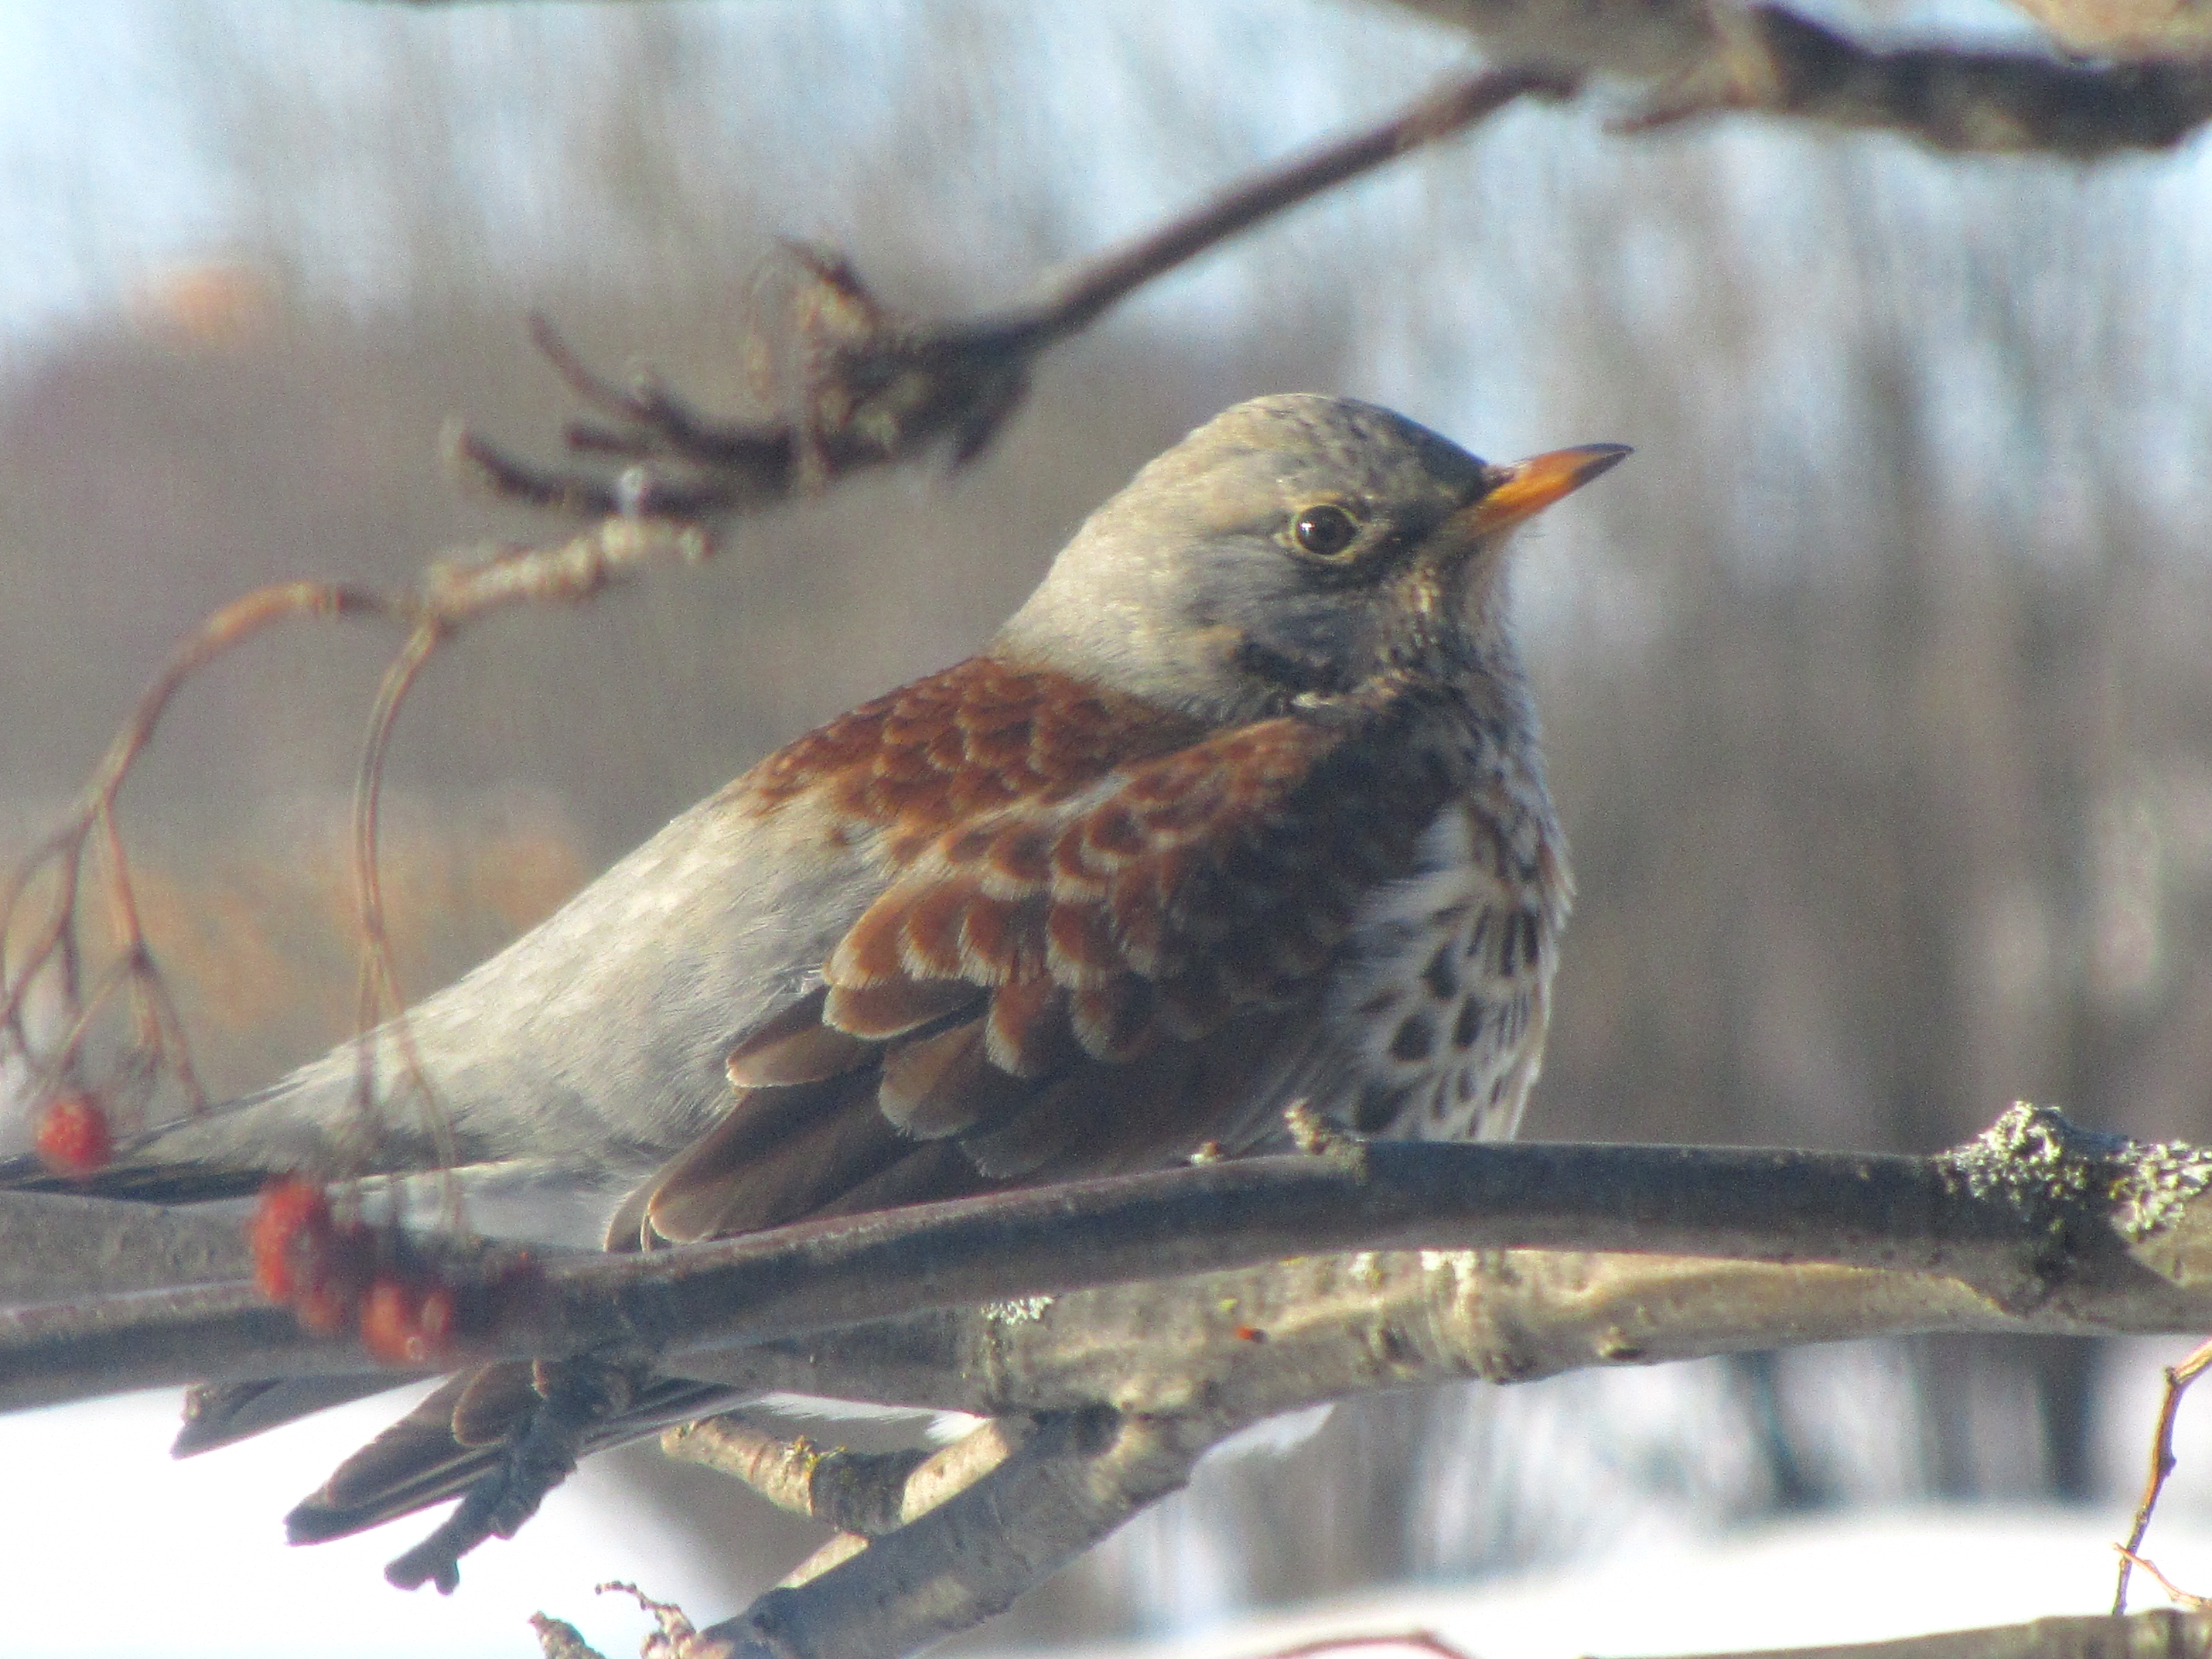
[384,1354,644,1594]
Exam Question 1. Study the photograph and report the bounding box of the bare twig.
[2116,1337,2212,1611]
[660,1416,934,1538]
[454,65,1575,521]
[599,1581,718,1659]
[529,1611,605,1659]
[2116,1547,2212,1612]
[0,584,395,1144]
[0,518,705,1181]
[1627,1610,2212,1659]
[1018,68,1577,342]
[705,1407,1201,1659]
[1386,0,2212,156]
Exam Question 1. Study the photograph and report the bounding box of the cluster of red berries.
[248,1177,482,1366]
[33,1092,114,1177]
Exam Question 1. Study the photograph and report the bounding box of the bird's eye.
[1291,503,1360,558]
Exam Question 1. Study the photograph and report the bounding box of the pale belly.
[1324,799,1570,1143]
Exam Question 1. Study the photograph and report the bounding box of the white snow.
[1025,1508,2212,1659]
[0,1386,731,1659]
[5,1372,2212,1659]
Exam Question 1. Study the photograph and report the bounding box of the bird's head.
[995,393,1628,725]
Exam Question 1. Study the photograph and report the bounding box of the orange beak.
[1455,443,1631,539]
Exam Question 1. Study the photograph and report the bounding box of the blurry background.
[4,0,2212,1649]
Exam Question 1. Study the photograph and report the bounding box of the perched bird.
[7,393,1625,1564]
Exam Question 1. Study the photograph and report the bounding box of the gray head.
[994,393,1627,726]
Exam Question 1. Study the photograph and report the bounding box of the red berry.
[361,1278,458,1365]
[248,1178,333,1303]
[359,1279,420,1363]
[34,1094,113,1177]
[415,1286,456,1353]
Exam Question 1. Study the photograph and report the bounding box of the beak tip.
[1461,441,1634,537]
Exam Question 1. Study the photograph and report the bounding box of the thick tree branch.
[535,1601,2212,1659]
[1390,0,2212,155]
[17,1112,2212,1655]
[8,1105,2212,1413]
[1630,7,2212,156]
[640,1243,2212,1659]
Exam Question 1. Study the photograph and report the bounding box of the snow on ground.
[0,1386,731,1659]
[1029,1509,2212,1659]
[6,1379,2212,1659]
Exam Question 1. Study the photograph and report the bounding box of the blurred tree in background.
[3,0,2210,1644]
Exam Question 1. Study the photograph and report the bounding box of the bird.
[5,392,1626,1572]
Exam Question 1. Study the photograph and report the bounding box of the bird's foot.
[384,1356,641,1594]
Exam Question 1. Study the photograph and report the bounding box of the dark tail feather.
[0,1150,272,1206]
[176,1375,415,1457]
[284,1368,741,1544]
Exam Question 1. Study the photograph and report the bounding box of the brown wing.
[279,670,1465,1552]
[636,692,1458,1246]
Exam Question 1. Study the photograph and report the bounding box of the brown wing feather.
[646,1071,912,1243]
[636,667,1460,1249]
[724,989,873,1087]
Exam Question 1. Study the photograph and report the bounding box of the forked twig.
[455,65,1577,521]
[0,521,704,1173]
[1,583,398,1146]
[2115,1335,2212,1612]
[2115,1545,2212,1613]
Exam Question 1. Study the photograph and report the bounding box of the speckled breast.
[1325,793,1571,1143]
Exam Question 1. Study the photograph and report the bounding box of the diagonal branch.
[453,64,1575,520]
[0,517,706,1190]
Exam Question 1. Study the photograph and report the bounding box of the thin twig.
[1256,1636,1474,1659]
[349,620,464,1225]
[0,584,400,1143]
[0,520,703,1178]
[2115,1546,2212,1612]
[1021,66,1577,343]
[2115,1336,2212,1612]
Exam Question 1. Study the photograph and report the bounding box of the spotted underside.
[616,655,1515,1249]
[1328,796,1570,1144]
